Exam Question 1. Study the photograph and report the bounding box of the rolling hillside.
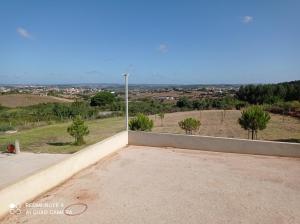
[0,94,73,108]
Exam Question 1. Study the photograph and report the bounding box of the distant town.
[0,83,240,101]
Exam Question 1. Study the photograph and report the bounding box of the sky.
[0,0,299,84]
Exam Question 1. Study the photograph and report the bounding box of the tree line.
[236,80,300,104]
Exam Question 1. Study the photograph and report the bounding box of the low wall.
[129,131,300,158]
[0,131,128,218]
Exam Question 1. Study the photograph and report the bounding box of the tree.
[178,117,201,135]
[238,106,270,140]
[192,99,209,110]
[67,116,89,145]
[90,91,116,107]
[176,97,192,108]
[129,113,154,131]
[158,112,165,126]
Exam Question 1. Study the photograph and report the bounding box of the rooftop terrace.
[3,145,300,224]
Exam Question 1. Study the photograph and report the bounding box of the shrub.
[235,101,248,110]
[0,124,15,132]
[178,117,201,134]
[67,116,89,145]
[129,113,154,131]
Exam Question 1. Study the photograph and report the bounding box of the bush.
[178,117,201,134]
[0,124,15,132]
[235,101,248,110]
[67,116,89,145]
[129,113,154,131]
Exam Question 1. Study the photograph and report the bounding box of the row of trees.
[89,91,247,116]
[176,96,247,110]
[128,106,271,140]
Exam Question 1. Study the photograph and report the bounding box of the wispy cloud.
[242,16,253,24]
[86,70,102,75]
[157,43,169,53]
[16,27,33,39]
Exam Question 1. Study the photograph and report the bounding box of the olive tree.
[178,117,201,135]
[238,106,270,140]
[67,116,89,145]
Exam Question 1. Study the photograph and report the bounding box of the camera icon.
[9,203,21,215]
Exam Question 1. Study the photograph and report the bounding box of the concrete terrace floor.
[3,145,300,224]
[0,152,69,189]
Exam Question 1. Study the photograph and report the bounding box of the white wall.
[0,131,128,218]
[129,131,300,158]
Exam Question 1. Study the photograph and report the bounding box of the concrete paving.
[2,146,300,224]
[0,152,69,189]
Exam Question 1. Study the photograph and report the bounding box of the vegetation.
[129,99,173,116]
[1,80,299,153]
[90,91,116,107]
[237,80,300,104]
[67,116,90,145]
[0,124,15,132]
[177,97,192,108]
[129,113,154,131]
[0,100,121,131]
[238,106,271,140]
[158,112,165,126]
[178,97,245,111]
[178,117,201,134]
[0,116,124,153]
[264,101,300,118]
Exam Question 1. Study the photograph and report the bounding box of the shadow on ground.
[47,142,72,146]
[275,139,300,143]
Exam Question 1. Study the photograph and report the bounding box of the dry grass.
[151,110,300,142]
[0,94,73,108]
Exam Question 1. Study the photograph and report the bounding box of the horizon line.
[1,80,298,86]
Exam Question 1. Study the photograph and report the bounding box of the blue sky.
[0,0,299,84]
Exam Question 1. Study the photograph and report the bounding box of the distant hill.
[0,94,73,108]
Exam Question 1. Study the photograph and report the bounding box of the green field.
[0,117,124,154]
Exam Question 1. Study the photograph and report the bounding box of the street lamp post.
[124,73,129,131]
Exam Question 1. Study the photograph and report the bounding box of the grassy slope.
[0,117,124,153]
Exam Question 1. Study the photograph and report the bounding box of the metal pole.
[124,73,129,131]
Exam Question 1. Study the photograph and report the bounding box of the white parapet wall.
[129,131,300,158]
[0,131,128,218]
